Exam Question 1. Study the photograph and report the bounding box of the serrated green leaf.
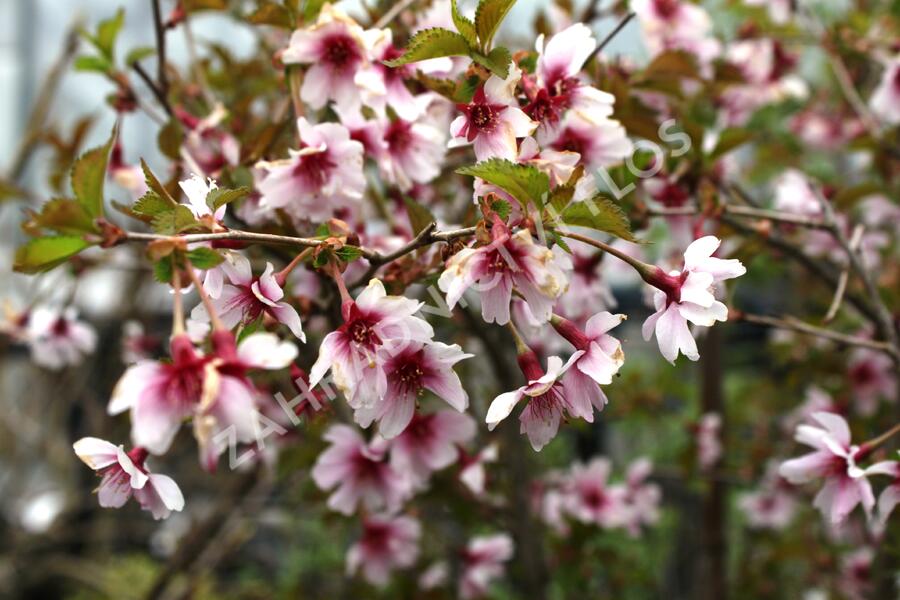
[556,196,636,242]
[25,198,97,235]
[402,196,436,235]
[133,191,172,219]
[248,2,293,28]
[71,124,117,218]
[384,28,472,68]
[474,0,516,51]
[13,236,92,273]
[457,158,549,211]
[74,55,112,74]
[471,46,510,78]
[151,204,199,234]
[187,247,225,269]
[141,159,179,206]
[206,186,250,211]
[549,229,572,253]
[451,0,478,47]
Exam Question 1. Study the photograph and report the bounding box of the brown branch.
[151,0,170,98]
[586,11,635,64]
[373,0,419,29]
[736,311,899,358]
[647,205,830,229]
[823,224,864,323]
[132,61,174,117]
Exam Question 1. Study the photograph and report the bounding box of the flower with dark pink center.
[389,410,476,489]
[346,513,421,587]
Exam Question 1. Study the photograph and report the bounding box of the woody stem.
[863,422,900,452]
[171,262,185,336]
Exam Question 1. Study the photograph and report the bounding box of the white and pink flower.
[178,173,225,221]
[309,279,433,408]
[641,236,746,363]
[773,169,821,217]
[73,437,184,520]
[27,306,97,370]
[190,252,304,341]
[864,456,900,528]
[779,412,875,524]
[256,118,365,223]
[346,513,421,587]
[439,219,569,325]
[869,55,900,126]
[543,112,633,170]
[312,425,411,515]
[562,458,632,528]
[632,0,721,67]
[449,65,537,161]
[379,115,447,192]
[389,410,476,489]
[460,533,514,600]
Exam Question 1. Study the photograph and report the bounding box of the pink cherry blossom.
[486,351,583,451]
[551,312,626,420]
[190,252,305,341]
[544,112,633,170]
[863,456,900,529]
[281,5,373,113]
[641,236,746,363]
[449,65,537,161]
[517,136,579,187]
[439,219,570,326]
[175,104,240,175]
[737,462,797,530]
[73,437,184,520]
[697,412,723,470]
[869,55,900,125]
[557,248,618,320]
[346,513,421,587]
[354,341,472,438]
[460,533,514,600]
[309,279,433,408]
[525,23,616,133]
[354,28,421,121]
[459,443,499,498]
[389,410,476,489]
[847,348,897,416]
[622,457,662,533]
[561,457,632,528]
[256,118,365,223]
[779,412,875,524]
[27,306,97,370]
[379,114,447,192]
[632,0,721,67]
[773,168,822,217]
[312,425,411,515]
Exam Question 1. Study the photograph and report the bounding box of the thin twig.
[647,204,830,228]
[737,311,899,358]
[151,0,170,97]
[132,61,174,117]
[586,11,635,64]
[824,224,864,323]
[373,0,419,29]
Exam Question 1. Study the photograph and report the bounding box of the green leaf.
[303,0,327,22]
[74,55,113,74]
[26,198,97,235]
[153,258,174,283]
[141,159,179,206]
[187,247,225,269]
[640,50,700,82]
[206,186,251,211]
[248,2,293,28]
[457,159,549,211]
[490,198,511,221]
[556,196,637,242]
[157,118,184,160]
[133,191,173,219]
[151,205,200,235]
[335,246,363,263]
[384,28,472,68]
[548,229,572,253]
[451,0,478,47]
[708,128,753,161]
[183,0,228,10]
[125,46,155,66]
[93,8,125,60]
[474,0,516,51]
[403,196,436,235]
[471,46,511,78]
[13,236,92,273]
[71,124,117,218]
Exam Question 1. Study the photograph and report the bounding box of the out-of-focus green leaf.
[13,236,92,273]
[709,128,754,161]
[403,196,436,235]
[248,3,294,28]
[141,159,179,206]
[158,118,184,160]
[74,55,112,74]
[125,46,155,66]
[206,186,251,211]
[93,8,125,60]
[71,124,117,218]
[187,247,225,269]
[451,0,478,47]
[24,198,97,235]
